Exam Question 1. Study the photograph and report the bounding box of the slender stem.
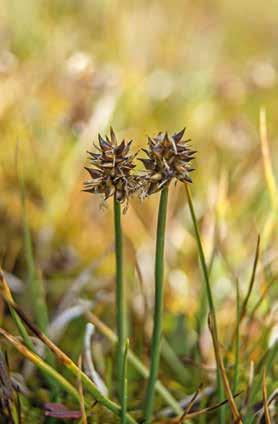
[185,185,215,315]
[185,185,242,423]
[185,186,226,419]
[113,197,127,404]
[233,280,240,393]
[144,187,169,423]
[121,339,129,424]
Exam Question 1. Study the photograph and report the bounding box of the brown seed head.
[84,128,137,204]
[139,128,195,195]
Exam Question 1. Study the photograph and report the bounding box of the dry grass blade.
[256,389,277,423]
[208,313,243,423]
[78,356,88,424]
[0,350,13,402]
[0,327,81,404]
[0,296,138,423]
[0,267,35,352]
[240,235,260,322]
[170,392,242,421]
[262,369,271,424]
[0,350,16,422]
[247,278,276,326]
[83,323,108,396]
[177,384,203,423]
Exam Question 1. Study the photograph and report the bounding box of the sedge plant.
[83,128,138,420]
[139,129,195,422]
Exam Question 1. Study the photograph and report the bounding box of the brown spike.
[98,134,111,151]
[173,127,186,142]
[110,127,117,145]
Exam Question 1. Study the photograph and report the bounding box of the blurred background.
[0,0,277,405]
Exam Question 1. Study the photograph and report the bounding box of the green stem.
[113,197,127,404]
[185,185,225,423]
[20,177,49,332]
[121,339,129,424]
[233,280,240,393]
[144,187,169,423]
[161,338,189,386]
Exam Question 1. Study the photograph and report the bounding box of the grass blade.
[0,268,34,352]
[19,173,49,332]
[172,392,242,421]
[161,337,189,386]
[1,295,137,424]
[185,185,242,423]
[240,235,260,323]
[78,356,88,424]
[178,384,203,423]
[0,327,81,405]
[262,369,271,424]
[233,279,240,394]
[185,185,224,421]
[208,313,242,423]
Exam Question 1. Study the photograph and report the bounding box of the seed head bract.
[139,128,195,195]
[84,128,138,205]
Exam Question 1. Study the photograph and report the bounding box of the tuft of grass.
[1,295,138,424]
[0,327,82,405]
[86,311,183,415]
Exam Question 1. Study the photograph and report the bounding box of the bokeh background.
[0,0,277,414]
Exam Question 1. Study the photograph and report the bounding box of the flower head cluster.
[139,128,195,195]
[84,127,195,204]
[83,128,137,204]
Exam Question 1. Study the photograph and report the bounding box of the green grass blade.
[185,186,224,419]
[233,279,240,393]
[20,176,49,331]
[161,337,189,385]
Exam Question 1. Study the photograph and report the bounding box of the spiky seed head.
[83,127,137,204]
[139,128,195,195]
